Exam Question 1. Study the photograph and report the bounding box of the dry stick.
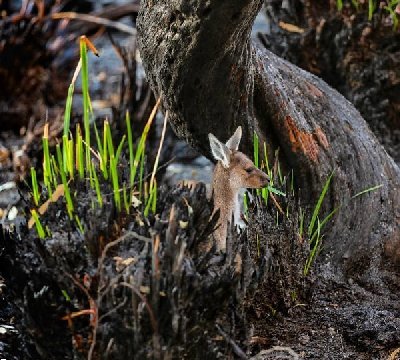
[119,282,159,335]
[63,272,99,360]
[98,298,127,322]
[269,192,285,216]
[215,324,247,360]
[149,110,169,191]
[51,12,137,35]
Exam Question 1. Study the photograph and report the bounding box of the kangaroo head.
[208,126,269,190]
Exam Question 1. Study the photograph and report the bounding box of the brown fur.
[211,150,269,251]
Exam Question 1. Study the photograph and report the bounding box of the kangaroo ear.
[208,133,231,168]
[225,126,242,151]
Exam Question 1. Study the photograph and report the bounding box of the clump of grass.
[30,36,164,239]
[250,133,338,276]
[252,132,286,209]
[303,171,336,276]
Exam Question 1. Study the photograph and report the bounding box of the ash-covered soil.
[0,181,399,360]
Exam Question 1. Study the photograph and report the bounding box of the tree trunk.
[137,1,400,275]
[261,0,400,164]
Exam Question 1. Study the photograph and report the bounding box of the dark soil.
[1,180,399,359]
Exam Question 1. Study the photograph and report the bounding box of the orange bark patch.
[284,115,329,162]
[306,81,324,98]
[315,127,329,149]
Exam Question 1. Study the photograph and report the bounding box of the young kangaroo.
[208,126,269,251]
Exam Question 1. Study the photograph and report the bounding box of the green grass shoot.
[308,171,334,237]
[139,151,145,199]
[56,144,74,219]
[105,120,115,161]
[304,219,322,276]
[62,134,74,178]
[75,215,84,234]
[75,125,84,179]
[368,0,376,20]
[351,183,383,199]
[253,131,259,168]
[385,4,399,30]
[123,183,130,213]
[94,122,107,179]
[31,209,45,239]
[309,207,338,245]
[263,142,271,175]
[144,180,157,217]
[143,180,157,217]
[303,172,337,276]
[42,124,52,197]
[131,98,160,188]
[126,111,135,187]
[80,36,92,176]
[110,154,121,211]
[63,83,74,137]
[116,135,126,163]
[91,160,103,207]
[61,289,71,302]
[30,167,40,206]
[267,186,286,197]
[50,155,59,191]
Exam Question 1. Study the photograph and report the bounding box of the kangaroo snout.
[247,168,269,188]
[260,171,270,187]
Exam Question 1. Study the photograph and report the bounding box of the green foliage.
[126,111,135,188]
[337,0,400,29]
[351,183,383,199]
[252,132,286,208]
[31,209,45,239]
[91,160,103,207]
[75,125,85,179]
[303,172,337,276]
[80,37,92,177]
[42,125,52,197]
[30,167,40,206]
[56,144,74,219]
[249,134,337,276]
[308,171,334,238]
[31,36,162,239]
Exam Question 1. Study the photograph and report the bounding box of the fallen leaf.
[279,21,304,33]
[28,184,65,228]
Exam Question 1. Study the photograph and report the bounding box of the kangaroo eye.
[245,167,253,174]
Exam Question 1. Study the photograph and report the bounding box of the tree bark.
[137,1,400,274]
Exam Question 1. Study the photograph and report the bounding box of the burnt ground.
[0,178,399,360]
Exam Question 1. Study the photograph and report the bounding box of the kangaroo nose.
[262,173,270,187]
